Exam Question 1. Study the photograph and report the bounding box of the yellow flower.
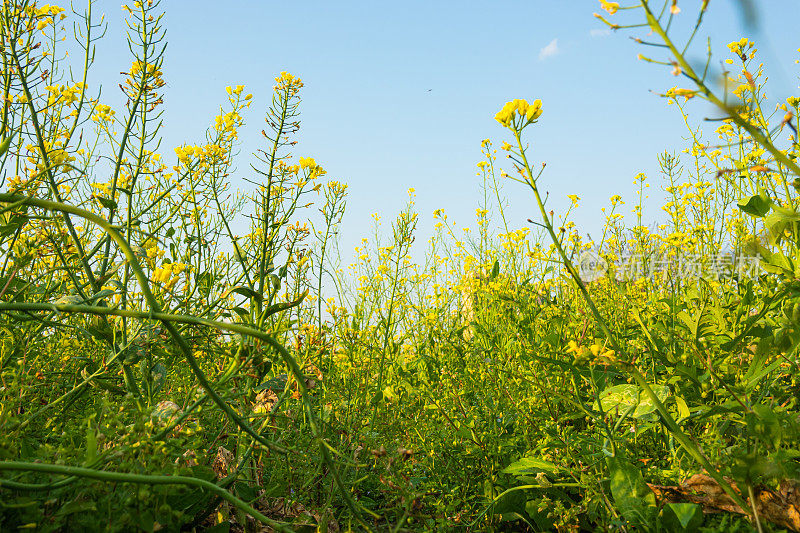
[494,98,543,129]
[666,87,697,100]
[274,71,304,92]
[599,0,619,14]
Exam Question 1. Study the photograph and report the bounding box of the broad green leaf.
[606,455,656,527]
[234,482,259,503]
[232,306,249,318]
[90,288,116,301]
[54,499,97,517]
[736,193,771,217]
[0,213,29,238]
[760,251,794,277]
[596,383,670,419]
[661,502,703,531]
[502,456,559,477]
[748,404,783,448]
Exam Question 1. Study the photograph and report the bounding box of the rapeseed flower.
[599,0,619,14]
[494,99,543,130]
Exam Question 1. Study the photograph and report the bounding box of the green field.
[1,1,800,531]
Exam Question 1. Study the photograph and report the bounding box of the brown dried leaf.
[212,446,235,478]
[648,474,800,531]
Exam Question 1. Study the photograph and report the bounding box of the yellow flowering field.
[1,1,799,531]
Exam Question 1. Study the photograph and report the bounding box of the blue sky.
[89,1,800,264]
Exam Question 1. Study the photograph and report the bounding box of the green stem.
[0,460,292,531]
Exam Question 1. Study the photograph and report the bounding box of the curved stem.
[0,460,292,531]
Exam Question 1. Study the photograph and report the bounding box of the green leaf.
[661,502,703,531]
[606,455,656,527]
[759,250,794,277]
[54,499,96,517]
[197,272,214,297]
[596,383,670,419]
[0,135,12,158]
[94,195,117,210]
[150,362,167,396]
[255,374,287,392]
[90,288,116,302]
[85,422,97,466]
[0,213,28,238]
[263,290,307,318]
[234,482,259,503]
[490,259,500,279]
[229,285,263,303]
[134,510,155,532]
[232,306,249,318]
[748,404,783,448]
[673,395,690,421]
[736,193,771,217]
[502,456,559,477]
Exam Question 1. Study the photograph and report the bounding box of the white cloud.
[590,28,611,38]
[538,38,559,61]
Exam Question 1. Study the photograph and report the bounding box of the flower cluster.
[91,103,115,123]
[494,99,543,130]
[174,143,228,168]
[274,71,303,95]
[599,1,619,14]
[22,140,76,182]
[727,37,754,57]
[24,2,66,32]
[123,59,165,100]
[567,340,616,365]
[299,156,326,178]
[152,262,188,292]
[45,83,84,107]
